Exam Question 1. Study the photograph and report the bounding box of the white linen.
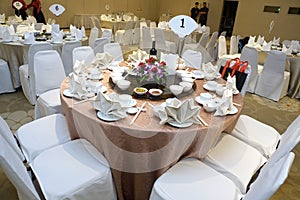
[214,89,234,116]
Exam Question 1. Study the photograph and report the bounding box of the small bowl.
[203,101,217,112]
[117,79,131,90]
[200,93,212,101]
[205,74,215,81]
[206,81,218,89]
[149,88,163,96]
[126,107,138,115]
[169,85,183,96]
[134,87,148,95]
[179,82,193,92]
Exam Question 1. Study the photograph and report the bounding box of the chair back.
[94,37,110,54]
[198,32,209,48]
[72,46,95,66]
[0,135,40,200]
[62,41,82,75]
[132,27,140,45]
[101,29,112,41]
[141,26,152,50]
[0,117,25,161]
[218,36,227,58]
[34,50,66,96]
[124,21,134,30]
[229,35,238,55]
[154,28,168,51]
[103,43,124,61]
[28,43,53,102]
[182,49,202,69]
[220,31,227,37]
[243,152,295,200]
[88,27,99,48]
[206,31,218,61]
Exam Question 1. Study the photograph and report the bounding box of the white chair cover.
[88,27,99,48]
[0,59,15,94]
[150,158,242,200]
[94,37,110,54]
[244,152,295,200]
[154,28,176,54]
[103,43,124,61]
[0,135,41,200]
[140,26,152,50]
[72,46,95,67]
[181,49,202,69]
[181,32,209,55]
[240,46,259,93]
[114,21,134,45]
[218,35,227,58]
[229,35,238,55]
[204,134,267,194]
[132,27,140,45]
[205,31,218,61]
[15,114,71,163]
[34,50,66,119]
[198,32,210,49]
[62,41,82,75]
[31,139,117,200]
[101,29,113,41]
[19,42,53,105]
[255,50,289,101]
[162,53,178,75]
[231,115,281,158]
[0,117,25,161]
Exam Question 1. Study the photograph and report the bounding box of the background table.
[60,72,243,200]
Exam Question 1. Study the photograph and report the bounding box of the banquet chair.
[181,32,209,55]
[154,28,177,54]
[254,50,290,101]
[0,114,71,163]
[0,59,15,94]
[132,26,140,45]
[34,50,66,119]
[220,31,227,37]
[104,42,124,61]
[93,16,113,41]
[0,132,117,200]
[88,27,99,48]
[203,134,267,194]
[72,46,95,67]
[232,115,300,159]
[61,41,82,76]
[94,37,110,54]
[140,26,153,51]
[218,35,227,59]
[19,42,53,105]
[205,31,218,61]
[114,21,134,45]
[229,35,239,55]
[102,29,113,42]
[181,49,202,69]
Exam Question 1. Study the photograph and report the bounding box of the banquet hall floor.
[0,88,299,200]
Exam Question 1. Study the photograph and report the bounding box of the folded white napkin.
[51,30,63,43]
[153,98,201,125]
[94,92,128,118]
[226,75,239,94]
[75,28,83,41]
[24,31,35,44]
[128,49,148,62]
[93,52,114,67]
[51,24,60,33]
[2,29,12,42]
[214,89,234,116]
[73,60,87,75]
[70,24,77,37]
[290,40,299,51]
[81,26,86,37]
[202,62,217,76]
[8,25,15,35]
[247,35,256,46]
[158,21,167,29]
[100,14,108,21]
[133,16,139,21]
[262,41,272,51]
[282,44,292,56]
[256,35,265,45]
[272,37,280,46]
[0,13,5,23]
[69,73,91,99]
[15,15,22,22]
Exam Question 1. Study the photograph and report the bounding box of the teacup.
[205,73,215,81]
[118,94,132,107]
[203,101,217,112]
[216,84,225,96]
[206,81,217,89]
[200,93,212,101]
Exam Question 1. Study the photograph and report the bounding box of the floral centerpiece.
[133,57,167,85]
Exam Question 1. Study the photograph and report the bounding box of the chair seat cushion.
[37,88,61,107]
[204,134,267,194]
[30,139,116,200]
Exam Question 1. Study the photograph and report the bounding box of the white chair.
[19,42,53,105]
[205,31,218,61]
[150,158,242,200]
[103,43,124,61]
[229,35,239,55]
[0,133,117,200]
[181,32,209,54]
[218,35,227,59]
[150,21,157,38]
[61,41,82,76]
[34,50,66,119]
[140,26,152,51]
[72,46,95,66]
[94,16,113,41]
[102,29,113,42]
[154,28,177,54]
[181,49,202,69]
[93,37,110,54]
[254,50,290,101]
[0,59,15,94]
[204,134,267,194]
[88,27,99,48]
[114,21,134,45]
[220,31,227,37]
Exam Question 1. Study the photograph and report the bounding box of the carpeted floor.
[0,88,299,200]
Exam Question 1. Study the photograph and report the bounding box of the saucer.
[228,106,238,115]
[203,84,216,92]
[97,111,121,122]
[168,121,193,128]
[63,88,73,98]
[119,99,137,108]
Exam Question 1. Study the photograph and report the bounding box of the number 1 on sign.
[180,18,185,28]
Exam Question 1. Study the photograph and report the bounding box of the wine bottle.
[149,40,157,59]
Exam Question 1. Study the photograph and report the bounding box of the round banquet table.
[60,71,244,200]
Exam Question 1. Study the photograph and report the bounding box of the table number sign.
[49,4,65,17]
[168,15,198,38]
[13,1,23,10]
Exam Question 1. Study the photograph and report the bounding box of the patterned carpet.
[0,89,299,200]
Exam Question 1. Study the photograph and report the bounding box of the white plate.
[168,121,193,128]
[203,84,216,92]
[63,89,74,98]
[228,106,238,115]
[195,96,212,105]
[97,111,121,122]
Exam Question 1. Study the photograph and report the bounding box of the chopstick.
[233,102,241,107]
[197,115,208,126]
[129,102,146,126]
